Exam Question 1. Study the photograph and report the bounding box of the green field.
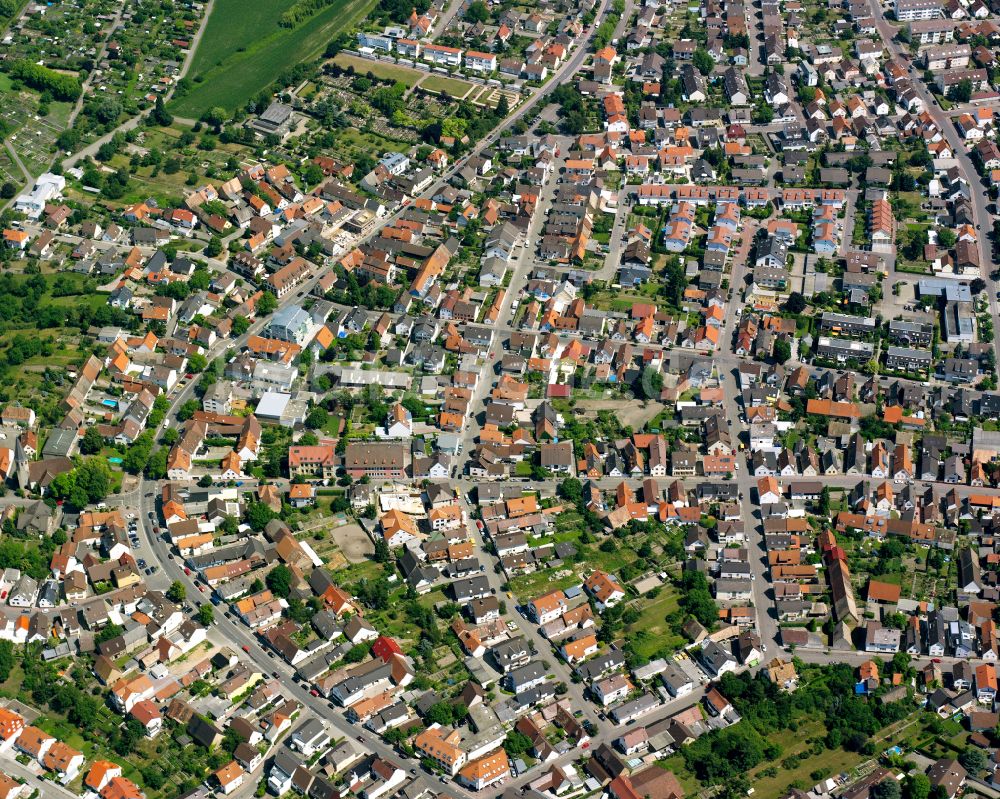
[623,588,683,661]
[171,0,377,117]
[333,53,423,86]
[418,73,475,98]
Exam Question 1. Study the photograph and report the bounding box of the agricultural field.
[171,0,377,118]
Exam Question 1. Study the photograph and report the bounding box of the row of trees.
[7,59,82,100]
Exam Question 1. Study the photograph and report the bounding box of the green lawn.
[623,587,683,661]
[171,0,377,117]
[418,74,475,98]
[332,53,423,87]
[509,568,580,604]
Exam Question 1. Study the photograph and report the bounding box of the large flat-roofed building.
[816,336,874,362]
[908,18,957,44]
[895,0,942,21]
[888,320,934,346]
[818,312,877,337]
[944,301,975,343]
[248,102,294,139]
[266,306,312,345]
[15,173,66,219]
[885,346,933,371]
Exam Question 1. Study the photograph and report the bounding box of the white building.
[15,173,66,219]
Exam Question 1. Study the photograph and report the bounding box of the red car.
[310,689,319,697]
[198,585,205,592]
[932,658,942,663]
[242,645,250,653]
[184,567,191,576]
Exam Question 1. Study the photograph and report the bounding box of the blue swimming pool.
[108,457,123,465]
[101,399,117,408]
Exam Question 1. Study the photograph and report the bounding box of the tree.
[465,0,489,21]
[0,641,15,682]
[680,570,718,629]
[267,564,294,598]
[426,701,458,726]
[904,773,931,799]
[188,353,208,373]
[197,604,214,625]
[693,48,714,76]
[198,474,213,487]
[245,501,276,532]
[0,182,15,200]
[167,581,186,603]
[150,96,173,127]
[503,731,533,758]
[557,477,583,505]
[343,644,369,664]
[818,486,831,516]
[772,339,792,364]
[232,315,250,336]
[203,106,228,128]
[635,366,663,400]
[306,406,329,429]
[958,748,987,773]
[948,78,972,103]
[177,399,200,421]
[79,426,104,455]
[871,779,902,799]
[373,537,391,563]
[971,277,986,294]
[752,104,774,124]
[784,292,807,314]
[937,228,957,248]
[257,292,278,315]
[204,236,223,258]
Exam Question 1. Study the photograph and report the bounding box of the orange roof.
[3,229,29,244]
[414,726,464,766]
[866,579,901,603]
[215,761,244,788]
[806,398,861,419]
[585,569,624,604]
[221,451,241,474]
[458,749,510,784]
[101,776,143,799]
[976,663,997,690]
[313,325,334,350]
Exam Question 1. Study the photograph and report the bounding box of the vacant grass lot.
[332,53,423,87]
[623,587,683,661]
[418,73,475,98]
[171,0,376,117]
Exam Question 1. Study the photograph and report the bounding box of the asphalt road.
[113,7,629,794]
[867,0,1000,363]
